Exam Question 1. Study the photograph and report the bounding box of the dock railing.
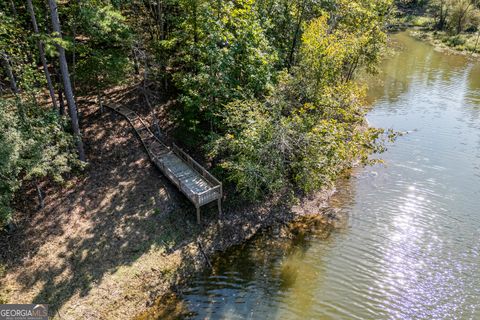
[173,143,222,211]
[107,104,223,223]
[172,143,222,187]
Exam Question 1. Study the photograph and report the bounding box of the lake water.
[181,32,480,319]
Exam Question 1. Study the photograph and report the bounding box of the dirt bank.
[409,29,480,58]
[0,84,337,319]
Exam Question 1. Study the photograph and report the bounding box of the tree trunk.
[132,46,140,75]
[193,0,198,44]
[437,0,449,31]
[36,182,45,210]
[72,0,81,105]
[10,0,17,17]
[287,0,306,69]
[457,4,473,35]
[1,52,19,94]
[97,86,104,113]
[27,0,58,112]
[72,23,77,102]
[58,84,66,116]
[158,0,165,40]
[438,1,444,30]
[54,67,66,115]
[48,0,86,161]
[474,31,480,52]
[457,14,463,35]
[142,56,162,138]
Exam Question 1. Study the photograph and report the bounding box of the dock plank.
[107,105,222,223]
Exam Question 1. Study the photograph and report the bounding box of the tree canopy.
[0,0,394,228]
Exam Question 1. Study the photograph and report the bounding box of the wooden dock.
[107,105,222,223]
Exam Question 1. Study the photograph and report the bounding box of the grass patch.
[411,29,480,55]
[393,14,434,29]
[0,291,8,304]
[444,35,465,47]
[405,15,434,28]
[410,15,433,28]
[439,32,480,53]
[0,263,8,304]
[0,264,6,278]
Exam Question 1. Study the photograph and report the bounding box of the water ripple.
[180,31,480,320]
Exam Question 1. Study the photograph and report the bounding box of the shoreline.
[409,28,480,59]
[389,13,479,59]
[0,93,343,319]
[134,186,338,319]
[53,186,338,319]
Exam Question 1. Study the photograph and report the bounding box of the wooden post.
[218,184,223,219]
[217,199,222,219]
[196,206,201,224]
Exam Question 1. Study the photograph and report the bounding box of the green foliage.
[396,0,430,7]
[0,10,37,90]
[79,4,131,44]
[0,97,80,228]
[171,0,277,136]
[76,48,132,91]
[412,15,435,27]
[253,0,324,68]
[197,0,393,199]
[428,0,480,34]
[208,99,287,199]
[445,34,467,44]
[0,0,396,216]
[210,78,385,198]
[0,3,81,227]
[0,1,134,229]
[74,2,133,92]
[289,117,383,193]
[0,11,23,56]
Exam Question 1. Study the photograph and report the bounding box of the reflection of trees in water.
[176,212,339,319]
[367,32,474,111]
[207,219,334,288]
[460,62,480,168]
[464,63,480,124]
[468,63,480,90]
[185,175,359,318]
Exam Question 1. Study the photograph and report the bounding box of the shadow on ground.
[0,84,308,318]
[0,84,222,315]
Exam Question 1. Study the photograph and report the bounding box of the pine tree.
[48,0,85,161]
[27,0,58,112]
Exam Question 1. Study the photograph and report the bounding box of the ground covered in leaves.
[0,84,335,319]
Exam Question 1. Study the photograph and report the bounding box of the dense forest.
[399,0,480,32]
[0,0,397,229]
[397,0,480,51]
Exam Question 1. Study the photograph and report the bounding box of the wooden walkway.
[107,105,222,223]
